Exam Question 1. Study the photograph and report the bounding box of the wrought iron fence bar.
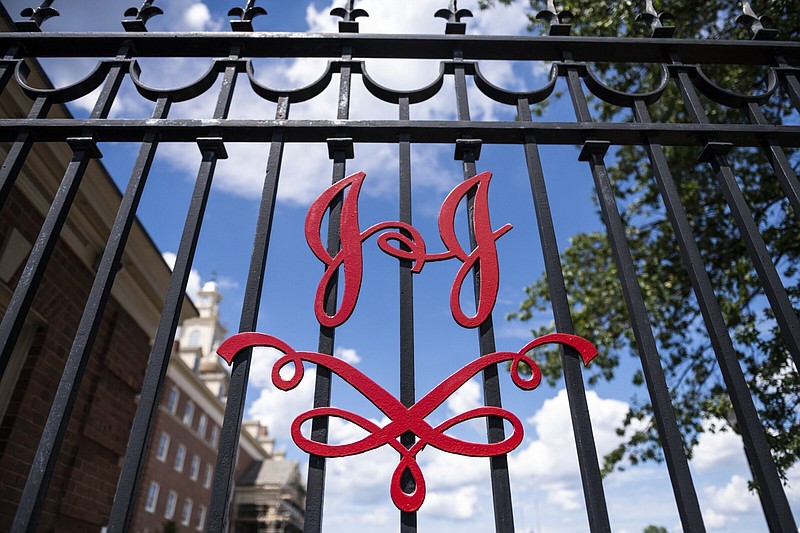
[782,72,800,112]
[107,52,240,533]
[668,54,798,533]
[0,49,20,93]
[0,52,127,461]
[670,55,800,385]
[1,119,796,147]
[304,146,345,533]
[66,96,167,533]
[452,53,514,532]
[562,63,620,533]
[0,63,14,97]
[463,146,515,533]
[516,99,612,533]
[0,96,49,216]
[6,141,99,533]
[398,97,417,533]
[703,145,800,373]
[2,33,799,65]
[774,56,800,112]
[633,95,797,532]
[304,42,356,533]
[12,0,59,31]
[591,97,707,532]
[745,101,800,227]
[207,96,289,533]
[633,96,787,526]
[2,43,20,57]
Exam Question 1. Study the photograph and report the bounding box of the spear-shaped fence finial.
[122,0,163,32]
[331,0,369,33]
[535,0,573,36]
[229,0,268,32]
[15,0,59,32]
[736,1,778,40]
[435,0,473,35]
[635,0,675,38]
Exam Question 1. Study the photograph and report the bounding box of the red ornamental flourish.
[217,332,597,513]
[305,171,512,329]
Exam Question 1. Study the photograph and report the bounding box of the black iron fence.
[0,0,798,532]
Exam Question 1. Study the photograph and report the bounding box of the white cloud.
[495,320,542,340]
[703,508,729,529]
[510,389,630,483]
[215,275,240,291]
[247,346,316,440]
[247,346,281,388]
[422,485,480,520]
[334,346,362,364]
[323,437,488,524]
[704,474,758,514]
[149,0,223,32]
[446,378,482,417]
[543,482,582,511]
[420,448,485,491]
[182,1,214,31]
[161,251,202,303]
[698,474,762,530]
[691,421,748,472]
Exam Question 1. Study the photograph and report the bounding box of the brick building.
[0,7,304,531]
[0,15,196,531]
[130,281,299,533]
[233,459,305,533]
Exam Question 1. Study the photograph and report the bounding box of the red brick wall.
[132,377,223,532]
[0,185,153,532]
[130,376,261,533]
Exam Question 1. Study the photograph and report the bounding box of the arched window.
[188,329,200,347]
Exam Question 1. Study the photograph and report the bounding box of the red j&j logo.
[306,170,511,329]
[218,171,598,513]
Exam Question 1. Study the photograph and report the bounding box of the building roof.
[238,459,300,488]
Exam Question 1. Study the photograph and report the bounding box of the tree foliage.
[482,0,800,479]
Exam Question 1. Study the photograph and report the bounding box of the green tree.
[481,0,800,478]
[161,520,179,533]
[643,526,669,533]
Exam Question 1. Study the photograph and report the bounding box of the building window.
[188,329,200,347]
[197,413,207,439]
[209,425,219,447]
[144,482,159,513]
[183,400,194,427]
[181,498,193,526]
[164,490,178,520]
[166,386,179,414]
[204,464,213,489]
[196,505,207,531]
[190,454,200,481]
[156,432,170,462]
[174,444,186,472]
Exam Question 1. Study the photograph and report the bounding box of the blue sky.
[5,0,799,531]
